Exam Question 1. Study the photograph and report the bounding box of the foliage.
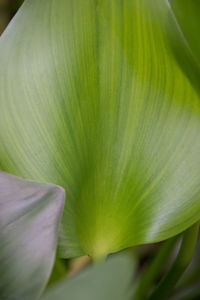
[0,0,199,299]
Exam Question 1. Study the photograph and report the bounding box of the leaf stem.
[148,222,199,300]
[134,236,178,300]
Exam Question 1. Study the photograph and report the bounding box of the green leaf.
[0,172,65,300]
[42,253,135,300]
[0,0,200,259]
[170,0,200,68]
[169,0,200,96]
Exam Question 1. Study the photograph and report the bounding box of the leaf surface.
[0,172,65,300]
[169,0,200,95]
[42,253,135,300]
[170,0,200,68]
[0,0,200,259]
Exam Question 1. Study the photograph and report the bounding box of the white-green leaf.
[0,0,200,259]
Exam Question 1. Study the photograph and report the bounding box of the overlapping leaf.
[169,0,200,95]
[170,0,200,68]
[0,172,65,300]
[42,253,135,300]
[0,0,200,259]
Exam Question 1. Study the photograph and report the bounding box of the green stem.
[175,238,200,289]
[134,236,178,300]
[148,222,199,300]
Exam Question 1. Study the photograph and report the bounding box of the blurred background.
[0,0,23,34]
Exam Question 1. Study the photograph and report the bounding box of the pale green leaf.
[0,0,200,259]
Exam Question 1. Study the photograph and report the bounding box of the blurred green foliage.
[0,0,23,34]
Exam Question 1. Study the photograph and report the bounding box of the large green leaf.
[0,172,65,300]
[42,253,135,300]
[0,0,200,259]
